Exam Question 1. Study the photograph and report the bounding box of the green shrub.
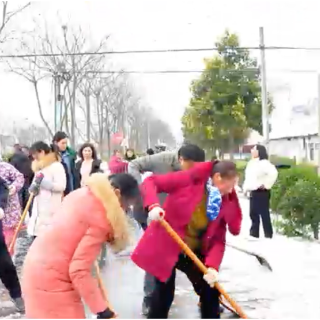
[1,152,13,162]
[276,178,320,239]
[270,165,316,211]
[269,155,296,166]
[235,160,247,185]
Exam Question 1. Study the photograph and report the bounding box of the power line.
[72,68,320,75]
[3,46,320,59]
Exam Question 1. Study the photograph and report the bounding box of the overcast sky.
[1,0,320,140]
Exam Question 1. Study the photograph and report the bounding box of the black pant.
[250,189,273,238]
[19,185,33,217]
[147,253,220,319]
[0,221,21,299]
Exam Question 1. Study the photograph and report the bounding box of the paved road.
[1,195,320,318]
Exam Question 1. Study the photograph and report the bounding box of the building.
[269,100,319,164]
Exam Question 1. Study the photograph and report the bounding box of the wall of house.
[269,135,320,164]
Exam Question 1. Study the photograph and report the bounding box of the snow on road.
[1,196,320,319]
[223,196,320,319]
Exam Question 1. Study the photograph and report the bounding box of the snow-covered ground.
[1,196,320,319]
[221,196,320,319]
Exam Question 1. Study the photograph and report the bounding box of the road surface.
[1,195,320,318]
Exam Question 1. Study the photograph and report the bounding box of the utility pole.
[259,27,269,153]
[54,74,63,133]
[317,74,320,174]
[85,88,91,141]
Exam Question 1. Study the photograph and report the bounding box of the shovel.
[9,193,35,255]
[226,243,272,272]
[159,219,248,319]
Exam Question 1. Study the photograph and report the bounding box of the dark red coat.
[131,161,242,282]
[108,156,128,174]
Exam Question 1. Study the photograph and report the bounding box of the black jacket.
[0,177,9,211]
[9,152,34,186]
[74,159,102,189]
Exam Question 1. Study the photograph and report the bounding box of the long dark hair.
[78,142,98,160]
[125,148,136,161]
[256,144,268,160]
[52,131,68,143]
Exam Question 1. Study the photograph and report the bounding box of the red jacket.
[131,161,242,282]
[108,156,128,174]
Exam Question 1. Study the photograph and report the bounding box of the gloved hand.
[148,205,165,221]
[97,307,116,319]
[0,208,4,220]
[203,268,219,287]
[29,173,44,196]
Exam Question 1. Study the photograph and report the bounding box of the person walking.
[0,177,25,313]
[27,141,66,241]
[0,160,24,247]
[52,131,77,196]
[74,142,109,189]
[243,144,278,239]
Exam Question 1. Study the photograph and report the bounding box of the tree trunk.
[228,132,235,160]
[33,81,53,137]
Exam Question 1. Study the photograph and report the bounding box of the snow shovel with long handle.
[8,173,44,255]
[226,242,272,272]
[8,193,34,255]
[159,219,248,319]
[95,260,118,318]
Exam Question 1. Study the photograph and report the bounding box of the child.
[131,160,242,319]
[22,173,139,319]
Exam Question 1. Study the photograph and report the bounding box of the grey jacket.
[128,151,180,224]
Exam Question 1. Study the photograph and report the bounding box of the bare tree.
[7,21,110,145]
[0,1,31,47]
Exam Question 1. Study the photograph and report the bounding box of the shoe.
[12,297,25,313]
[141,301,150,316]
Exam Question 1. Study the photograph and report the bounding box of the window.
[310,146,315,161]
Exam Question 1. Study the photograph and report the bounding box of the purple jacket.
[0,162,24,229]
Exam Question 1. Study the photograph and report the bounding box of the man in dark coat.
[9,146,34,213]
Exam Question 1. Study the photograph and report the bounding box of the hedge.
[270,165,320,240]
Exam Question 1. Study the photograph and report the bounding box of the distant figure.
[124,148,137,162]
[109,150,128,174]
[243,144,278,239]
[74,143,109,189]
[52,132,77,196]
[146,148,154,156]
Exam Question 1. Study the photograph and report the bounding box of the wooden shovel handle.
[159,219,248,319]
[94,261,117,318]
[9,194,34,255]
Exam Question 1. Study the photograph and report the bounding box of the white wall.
[269,135,320,165]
